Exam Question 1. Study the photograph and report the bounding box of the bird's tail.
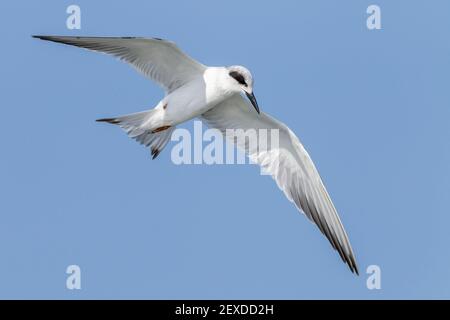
[97,110,175,159]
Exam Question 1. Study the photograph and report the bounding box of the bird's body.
[158,67,239,127]
[34,35,359,274]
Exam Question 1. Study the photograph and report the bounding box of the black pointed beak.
[245,91,260,114]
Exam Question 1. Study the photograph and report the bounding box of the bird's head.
[226,65,259,114]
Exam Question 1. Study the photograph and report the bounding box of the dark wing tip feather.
[33,35,149,41]
[96,118,120,124]
[333,238,359,276]
[293,184,359,275]
[353,263,359,276]
[33,35,54,41]
[32,35,77,46]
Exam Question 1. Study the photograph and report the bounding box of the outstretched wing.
[33,35,206,93]
[200,94,358,274]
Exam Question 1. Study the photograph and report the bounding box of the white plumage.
[34,35,358,274]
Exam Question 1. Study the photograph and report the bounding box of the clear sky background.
[1,0,449,299]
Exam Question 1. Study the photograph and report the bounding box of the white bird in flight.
[34,35,358,274]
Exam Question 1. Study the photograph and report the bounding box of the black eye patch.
[229,71,247,87]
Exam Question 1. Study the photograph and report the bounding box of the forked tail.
[97,110,175,159]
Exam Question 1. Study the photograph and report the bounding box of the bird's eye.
[229,71,247,87]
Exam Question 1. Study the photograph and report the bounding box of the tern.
[33,35,358,274]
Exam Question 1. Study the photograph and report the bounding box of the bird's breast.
[162,70,232,125]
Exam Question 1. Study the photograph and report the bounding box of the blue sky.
[1,0,450,299]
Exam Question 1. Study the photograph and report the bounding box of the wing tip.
[345,253,359,276]
[32,35,157,41]
[32,35,63,43]
[32,35,65,40]
[96,117,120,124]
[350,261,359,276]
[32,35,47,40]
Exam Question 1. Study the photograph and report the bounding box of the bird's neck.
[203,67,237,105]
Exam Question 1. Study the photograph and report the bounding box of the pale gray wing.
[200,94,358,274]
[33,35,206,93]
